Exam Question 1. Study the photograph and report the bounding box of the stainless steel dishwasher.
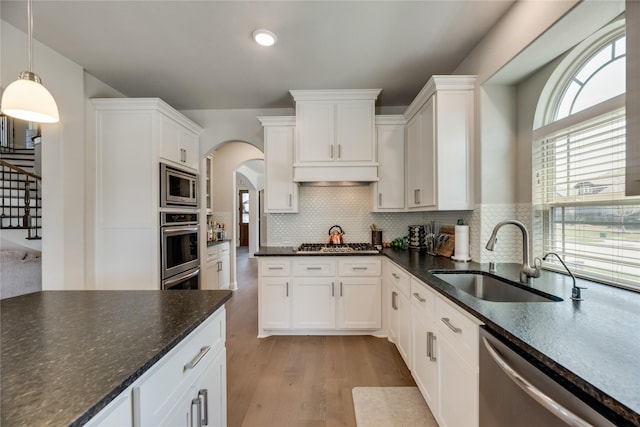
[479,328,616,427]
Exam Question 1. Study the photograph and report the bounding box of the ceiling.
[1,1,515,111]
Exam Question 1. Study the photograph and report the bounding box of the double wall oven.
[159,163,201,290]
[160,211,200,290]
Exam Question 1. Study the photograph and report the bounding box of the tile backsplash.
[266,186,471,247]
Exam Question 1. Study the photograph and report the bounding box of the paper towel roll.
[452,225,471,262]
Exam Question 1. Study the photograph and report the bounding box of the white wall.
[2,21,85,290]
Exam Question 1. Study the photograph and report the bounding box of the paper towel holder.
[451,224,471,262]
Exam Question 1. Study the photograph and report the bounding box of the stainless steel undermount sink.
[432,272,562,303]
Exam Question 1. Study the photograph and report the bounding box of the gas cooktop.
[296,243,380,254]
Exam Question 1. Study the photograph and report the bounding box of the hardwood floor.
[226,248,415,427]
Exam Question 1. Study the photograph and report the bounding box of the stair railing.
[0,159,42,240]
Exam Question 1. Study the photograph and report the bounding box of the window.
[533,20,640,290]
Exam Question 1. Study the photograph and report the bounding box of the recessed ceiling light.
[252,29,277,47]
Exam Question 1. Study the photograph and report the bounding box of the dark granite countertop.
[382,247,640,427]
[1,290,232,426]
[254,246,382,256]
[206,239,231,247]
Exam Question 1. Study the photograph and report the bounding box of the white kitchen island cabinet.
[90,98,202,290]
[258,116,298,213]
[385,259,412,366]
[133,307,227,427]
[258,256,382,337]
[404,75,476,211]
[290,89,381,182]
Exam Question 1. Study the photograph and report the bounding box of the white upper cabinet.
[404,76,475,211]
[160,113,200,171]
[372,115,406,211]
[290,89,380,182]
[258,116,298,213]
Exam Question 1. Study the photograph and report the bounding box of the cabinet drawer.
[260,259,291,276]
[133,307,226,426]
[217,242,230,255]
[435,297,480,366]
[338,257,382,276]
[385,261,410,296]
[207,245,219,260]
[410,277,436,320]
[293,258,337,276]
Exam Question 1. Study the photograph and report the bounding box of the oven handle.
[163,268,200,289]
[162,226,200,235]
[481,337,593,427]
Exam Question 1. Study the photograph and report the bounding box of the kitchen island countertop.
[382,247,640,427]
[0,289,232,426]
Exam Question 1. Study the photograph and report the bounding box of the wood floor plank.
[226,249,416,427]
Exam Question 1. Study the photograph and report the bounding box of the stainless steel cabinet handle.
[340,281,343,297]
[286,281,289,297]
[289,193,292,207]
[268,266,283,270]
[352,266,368,270]
[391,291,398,310]
[414,189,421,204]
[217,261,222,272]
[198,389,209,426]
[427,332,437,362]
[306,266,322,270]
[482,337,592,427]
[378,193,382,206]
[184,346,211,371]
[332,282,335,297]
[392,273,400,279]
[191,397,202,427]
[441,317,462,333]
[330,144,334,159]
[413,292,426,303]
[338,144,342,159]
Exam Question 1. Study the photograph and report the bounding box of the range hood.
[293,164,379,183]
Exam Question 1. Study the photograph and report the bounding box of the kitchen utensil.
[328,225,345,244]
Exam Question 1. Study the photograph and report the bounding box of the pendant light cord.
[28,0,33,72]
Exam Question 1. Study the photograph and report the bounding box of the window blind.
[533,107,640,289]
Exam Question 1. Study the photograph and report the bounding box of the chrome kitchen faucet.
[485,220,541,284]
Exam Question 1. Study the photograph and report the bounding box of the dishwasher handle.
[481,337,594,427]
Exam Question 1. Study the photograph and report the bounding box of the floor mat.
[352,386,438,427]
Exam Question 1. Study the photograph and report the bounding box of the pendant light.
[1,0,59,123]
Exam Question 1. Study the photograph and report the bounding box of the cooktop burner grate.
[296,243,379,254]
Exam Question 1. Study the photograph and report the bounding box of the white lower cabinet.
[293,277,336,329]
[258,256,382,336]
[387,261,482,427]
[385,259,411,365]
[204,242,230,290]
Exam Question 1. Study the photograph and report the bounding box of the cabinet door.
[217,253,230,290]
[180,129,199,171]
[296,102,334,162]
[194,349,227,427]
[337,277,381,329]
[293,277,336,329]
[264,126,298,212]
[397,291,411,366]
[335,101,375,162]
[160,115,182,165]
[260,277,291,329]
[438,336,478,427]
[374,124,405,210]
[411,307,438,412]
[204,258,219,290]
[406,113,421,209]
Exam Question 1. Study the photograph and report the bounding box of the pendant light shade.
[1,72,59,123]
[0,0,59,123]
